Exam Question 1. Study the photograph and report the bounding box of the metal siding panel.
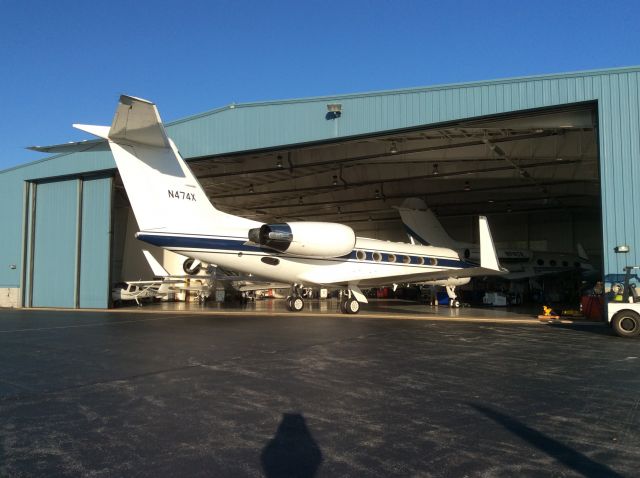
[2,66,640,281]
[31,180,78,307]
[79,177,112,308]
[0,172,25,287]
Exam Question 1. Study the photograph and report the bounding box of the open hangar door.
[183,102,601,307]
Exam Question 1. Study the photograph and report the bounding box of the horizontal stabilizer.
[27,139,102,153]
[73,124,110,139]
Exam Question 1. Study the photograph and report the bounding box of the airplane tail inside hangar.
[1,66,639,309]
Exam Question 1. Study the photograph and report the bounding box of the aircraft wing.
[352,265,507,287]
[235,282,291,292]
[120,279,184,285]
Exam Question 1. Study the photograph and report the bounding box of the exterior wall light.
[326,104,342,119]
[615,245,630,253]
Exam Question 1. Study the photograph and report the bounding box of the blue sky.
[1,0,639,170]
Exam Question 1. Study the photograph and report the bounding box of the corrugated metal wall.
[24,176,112,308]
[79,177,112,308]
[31,180,79,307]
[1,66,639,299]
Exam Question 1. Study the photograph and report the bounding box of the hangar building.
[1,66,639,309]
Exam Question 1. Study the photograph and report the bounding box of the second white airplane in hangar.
[74,95,506,313]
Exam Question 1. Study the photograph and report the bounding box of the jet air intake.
[248,222,356,258]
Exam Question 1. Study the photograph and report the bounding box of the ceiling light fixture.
[249,184,254,193]
[390,142,398,154]
[276,156,283,168]
[432,163,439,175]
[298,196,303,205]
[375,189,381,199]
[464,181,471,191]
[332,175,338,186]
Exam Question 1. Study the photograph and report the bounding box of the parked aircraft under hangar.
[75,95,507,314]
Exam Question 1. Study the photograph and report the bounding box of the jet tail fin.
[74,95,257,236]
[395,198,460,248]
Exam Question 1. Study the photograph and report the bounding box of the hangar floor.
[0,309,637,476]
[114,299,587,325]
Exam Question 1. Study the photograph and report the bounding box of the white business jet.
[397,198,594,281]
[76,95,505,314]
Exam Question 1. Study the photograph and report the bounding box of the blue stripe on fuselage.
[136,233,472,269]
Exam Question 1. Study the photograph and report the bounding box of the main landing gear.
[339,290,360,314]
[446,284,460,308]
[286,284,305,312]
[286,284,365,314]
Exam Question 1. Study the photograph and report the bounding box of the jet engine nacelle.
[248,222,356,258]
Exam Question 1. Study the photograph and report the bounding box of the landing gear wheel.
[291,296,304,312]
[451,299,460,308]
[286,296,293,311]
[612,311,640,337]
[345,298,360,314]
[182,258,202,275]
[340,299,348,313]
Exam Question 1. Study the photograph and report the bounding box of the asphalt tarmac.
[0,309,638,477]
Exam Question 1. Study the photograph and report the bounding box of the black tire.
[183,258,202,275]
[286,296,293,311]
[292,296,304,312]
[612,310,640,338]
[451,300,460,308]
[346,298,360,314]
[340,299,348,313]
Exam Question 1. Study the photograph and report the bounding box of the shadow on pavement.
[470,403,623,478]
[261,413,323,478]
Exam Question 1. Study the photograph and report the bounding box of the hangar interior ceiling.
[114,102,602,277]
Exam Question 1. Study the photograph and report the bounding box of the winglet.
[142,250,169,278]
[577,243,589,261]
[479,216,501,271]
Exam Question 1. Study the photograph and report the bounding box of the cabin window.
[387,254,396,263]
[401,255,410,264]
[356,250,366,261]
[372,252,382,262]
[429,257,438,266]
[537,259,544,266]
[550,259,557,266]
[415,256,424,265]
[562,261,569,267]
[261,257,280,266]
